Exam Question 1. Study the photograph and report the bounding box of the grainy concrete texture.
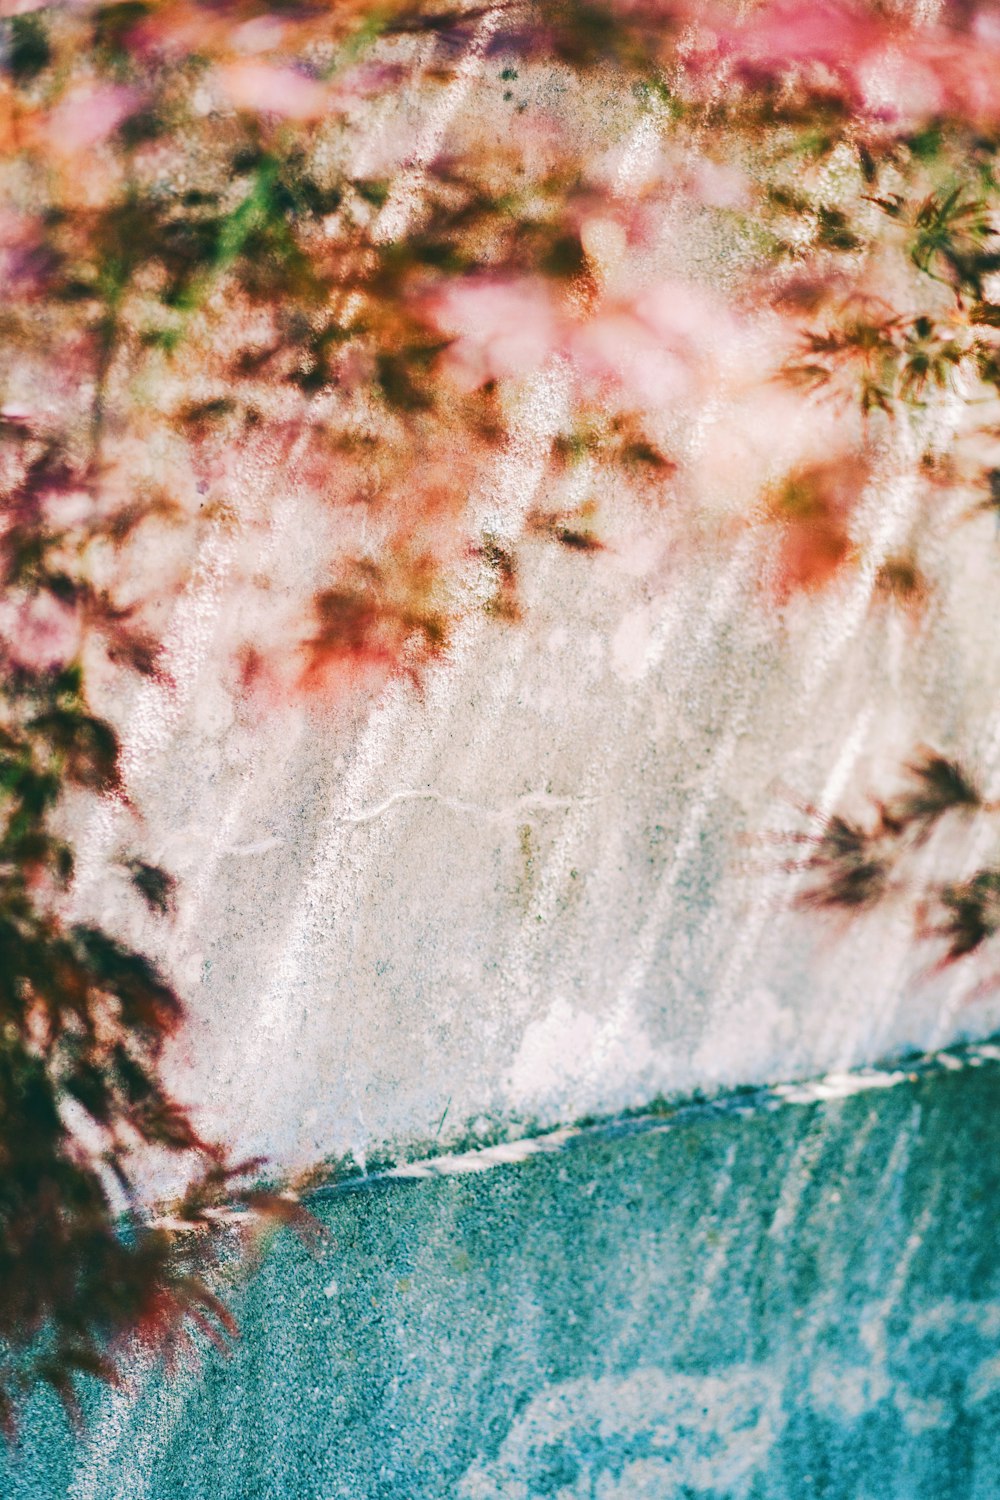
[5,1046,999,1497]
[24,43,1000,1492]
[69,494,1000,1179]
[56,46,1000,1176]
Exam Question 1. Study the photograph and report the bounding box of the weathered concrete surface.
[70,494,1000,1179]
[55,65,1000,1179]
[7,1046,1000,1497]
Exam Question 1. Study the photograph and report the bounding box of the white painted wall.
[69,454,1000,1177]
[63,47,1000,1180]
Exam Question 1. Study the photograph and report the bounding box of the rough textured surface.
[69,495,1000,1178]
[6,1047,999,1497]
[51,69,1000,1180]
[8,21,1000,1490]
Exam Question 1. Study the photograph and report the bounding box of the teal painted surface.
[5,1057,1000,1497]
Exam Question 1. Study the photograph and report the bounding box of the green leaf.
[6,15,51,82]
[125,860,176,917]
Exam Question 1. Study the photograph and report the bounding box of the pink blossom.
[861,51,946,126]
[327,62,406,108]
[4,592,80,671]
[724,0,886,73]
[683,0,1000,130]
[571,281,733,406]
[0,211,60,298]
[633,280,724,347]
[0,402,35,426]
[46,86,140,155]
[41,487,93,531]
[430,278,562,389]
[688,158,749,211]
[921,28,1000,128]
[571,313,697,406]
[231,17,289,55]
[974,9,1000,48]
[0,209,29,244]
[217,62,329,122]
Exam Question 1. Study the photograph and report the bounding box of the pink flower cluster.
[428,275,732,409]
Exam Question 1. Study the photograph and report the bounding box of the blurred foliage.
[2,0,1000,1429]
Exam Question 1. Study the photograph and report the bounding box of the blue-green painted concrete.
[5,1056,1000,1497]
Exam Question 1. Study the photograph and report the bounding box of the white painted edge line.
[148,1036,1000,1227]
[318,1036,1000,1193]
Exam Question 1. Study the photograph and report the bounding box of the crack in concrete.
[331,788,597,826]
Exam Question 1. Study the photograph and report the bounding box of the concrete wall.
[52,41,1000,1179]
[68,480,1000,1178]
[18,42,1000,1491]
